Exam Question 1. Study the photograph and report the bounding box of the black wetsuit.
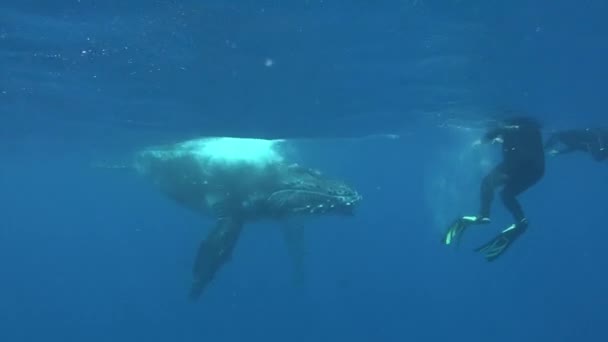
[480,117,545,223]
[544,128,608,161]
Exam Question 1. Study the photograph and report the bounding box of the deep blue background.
[1,1,608,341]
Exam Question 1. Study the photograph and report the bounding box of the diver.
[442,116,545,261]
[544,128,608,161]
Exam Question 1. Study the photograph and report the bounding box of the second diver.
[544,128,608,162]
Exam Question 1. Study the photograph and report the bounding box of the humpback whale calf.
[134,137,362,300]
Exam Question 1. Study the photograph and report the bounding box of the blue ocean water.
[1,1,607,341]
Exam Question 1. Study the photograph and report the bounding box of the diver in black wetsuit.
[544,128,608,161]
[442,116,545,261]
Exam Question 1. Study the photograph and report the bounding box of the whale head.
[263,164,362,218]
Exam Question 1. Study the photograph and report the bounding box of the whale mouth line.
[266,188,360,215]
[267,189,354,201]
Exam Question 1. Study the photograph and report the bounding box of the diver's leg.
[475,181,529,261]
[500,168,542,223]
[479,164,508,221]
[500,185,526,223]
[475,173,540,261]
[442,164,506,246]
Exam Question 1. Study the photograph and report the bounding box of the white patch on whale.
[141,137,285,169]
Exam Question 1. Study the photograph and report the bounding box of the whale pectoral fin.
[280,223,307,288]
[189,217,244,301]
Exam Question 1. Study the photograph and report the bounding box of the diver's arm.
[471,128,504,147]
[474,124,520,147]
[481,128,502,143]
[544,133,569,156]
[590,145,608,161]
[595,131,608,161]
[548,146,576,156]
[483,121,524,142]
[544,133,560,150]
[591,151,608,161]
[480,127,510,145]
